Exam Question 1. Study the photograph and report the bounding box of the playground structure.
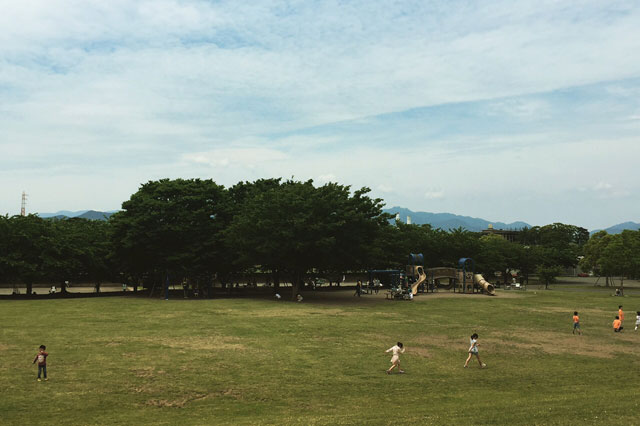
[404,253,495,297]
[407,253,427,295]
[367,269,404,295]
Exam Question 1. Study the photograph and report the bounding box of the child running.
[32,345,48,381]
[618,306,624,324]
[464,333,486,368]
[572,311,582,335]
[385,342,405,374]
[636,311,640,331]
[613,316,623,332]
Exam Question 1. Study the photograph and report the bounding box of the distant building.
[481,224,520,242]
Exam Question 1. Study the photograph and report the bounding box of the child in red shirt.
[33,345,48,381]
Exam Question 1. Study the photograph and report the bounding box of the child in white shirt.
[635,311,640,331]
[385,342,405,374]
[464,333,486,368]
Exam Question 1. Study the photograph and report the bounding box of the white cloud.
[424,189,445,200]
[316,174,337,184]
[486,99,549,119]
[182,147,288,169]
[2,0,640,230]
[592,182,630,199]
[593,182,612,191]
[376,184,394,193]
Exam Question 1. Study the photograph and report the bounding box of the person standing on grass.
[385,342,405,374]
[464,333,486,368]
[618,306,624,325]
[354,280,362,297]
[613,316,623,332]
[32,345,48,381]
[573,311,582,335]
[635,311,640,331]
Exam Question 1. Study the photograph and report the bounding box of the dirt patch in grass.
[135,336,246,351]
[526,306,610,315]
[414,331,636,359]
[132,383,157,394]
[415,334,464,350]
[145,393,207,408]
[217,388,243,400]
[363,333,393,344]
[0,344,12,351]
[489,330,633,359]
[131,366,165,378]
[411,346,432,358]
[484,291,526,299]
[144,388,242,408]
[253,307,356,318]
[607,332,640,343]
[416,291,516,299]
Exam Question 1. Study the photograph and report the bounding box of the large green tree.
[224,179,388,300]
[110,178,228,293]
[476,234,518,283]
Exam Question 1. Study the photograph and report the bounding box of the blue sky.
[1,0,639,230]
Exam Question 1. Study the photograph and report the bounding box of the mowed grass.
[1,289,639,425]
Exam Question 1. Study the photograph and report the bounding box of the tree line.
[1,178,637,299]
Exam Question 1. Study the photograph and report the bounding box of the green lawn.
[1,289,639,425]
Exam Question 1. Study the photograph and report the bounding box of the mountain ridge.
[590,221,640,235]
[37,210,117,221]
[33,207,639,232]
[383,207,531,232]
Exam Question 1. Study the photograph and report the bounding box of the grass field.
[2,289,639,425]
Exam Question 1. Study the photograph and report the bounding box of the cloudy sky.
[1,0,639,230]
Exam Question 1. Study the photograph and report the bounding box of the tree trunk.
[95,282,101,293]
[291,270,304,301]
[26,282,33,297]
[272,269,280,293]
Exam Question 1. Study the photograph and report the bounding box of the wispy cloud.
[1,1,640,230]
[182,147,288,169]
[424,188,445,200]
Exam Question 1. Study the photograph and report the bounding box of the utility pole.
[21,191,27,216]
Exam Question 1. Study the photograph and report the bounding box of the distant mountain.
[38,210,89,218]
[590,222,640,235]
[383,207,531,232]
[37,210,116,221]
[76,210,114,220]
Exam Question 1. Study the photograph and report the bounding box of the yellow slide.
[411,266,427,295]
[474,274,495,295]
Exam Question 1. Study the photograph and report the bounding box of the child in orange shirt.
[613,316,623,332]
[572,311,582,335]
[618,306,624,324]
